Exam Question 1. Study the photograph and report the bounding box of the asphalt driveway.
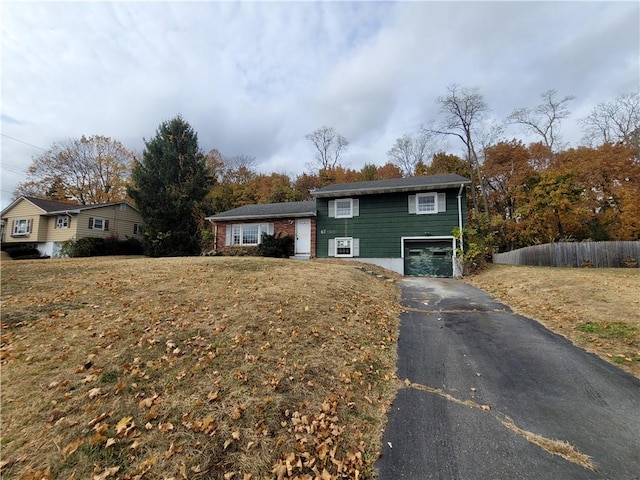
[376,277,640,480]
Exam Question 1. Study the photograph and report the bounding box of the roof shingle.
[206,200,316,221]
[310,174,471,198]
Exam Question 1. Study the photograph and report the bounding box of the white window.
[410,193,447,214]
[12,218,31,236]
[328,237,360,258]
[336,199,353,218]
[56,216,70,229]
[134,223,143,235]
[417,193,437,214]
[242,224,259,245]
[89,217,109,231]
[328,198,359,218]
[227,223,273,246]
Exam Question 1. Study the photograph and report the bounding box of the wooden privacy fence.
[492,241,640,268]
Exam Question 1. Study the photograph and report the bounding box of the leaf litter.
[0,256,401,479]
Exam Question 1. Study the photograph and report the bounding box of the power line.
[1,133,47,151]
[1,163,26,174]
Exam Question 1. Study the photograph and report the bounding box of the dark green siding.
[316,188,467,258]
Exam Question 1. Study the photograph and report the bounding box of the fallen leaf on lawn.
[81,374,98,384]
[88,387,102,399]
[115,417,134,435]
[105,438,116,448]
[113,381,126,395]
[224,439,234,450]
[62,438,84,458]
[138,395,157,408]
[224,473,235,480]
[93,466,120,480]
[179,463,187,479]
[165,442,177,459]
[207,390,219,402]
[481,405,491,411]
[130,440,141,450]
[158,422,174,433]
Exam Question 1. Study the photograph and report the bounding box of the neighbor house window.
[410,193,446,214]
[89,217,109,231]
[56,216,70,229]
[12,218,31,237]
[227,223,273,246]
[134,223,144,235]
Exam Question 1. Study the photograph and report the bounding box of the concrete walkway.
[376,277,640,480]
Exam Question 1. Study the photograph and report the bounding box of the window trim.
[12,218,31,237]
[416,193,438,214]
[133,223,143,235]
[334,237,354,257]
[89,217,109,231]
[56,215,70,229]
[411,192,446,214]
[335,198,353,218]
[227,223,273,247]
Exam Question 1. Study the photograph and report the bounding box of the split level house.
[1,196,144,257]
[206,174,472,277]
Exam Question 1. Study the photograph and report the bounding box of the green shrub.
[3,245,49,260]
[257,233,294,258]
[60,236,143,257]
[224,246,259,256]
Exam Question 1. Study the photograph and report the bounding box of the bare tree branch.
[580,92,640,148]
[423,84,490,213]
[508,89,574,152]
[387,131,439,177]
[305,126,349,170]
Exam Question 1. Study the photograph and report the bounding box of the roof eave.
[206,211,316,222]
[44,209,82,216]
[311,181,472,198]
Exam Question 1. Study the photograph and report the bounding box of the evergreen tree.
[129,116,211,256]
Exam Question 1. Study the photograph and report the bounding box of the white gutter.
[457,183,464,253]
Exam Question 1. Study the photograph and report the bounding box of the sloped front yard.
[0,257,401,479]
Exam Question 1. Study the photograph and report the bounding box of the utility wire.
[1,133,47,151]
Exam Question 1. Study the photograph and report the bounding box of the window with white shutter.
[410,192,446,214]
[330,237,359,257]
[329,198,359,218]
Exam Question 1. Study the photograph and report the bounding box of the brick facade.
[212,218,316,257]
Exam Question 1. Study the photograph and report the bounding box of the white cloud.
[2,1,638,207]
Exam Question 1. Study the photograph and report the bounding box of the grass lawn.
[0,257,401,479]
[464,264,640,378]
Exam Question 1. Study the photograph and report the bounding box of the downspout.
[457,184,465,253]
[213,222,218,254]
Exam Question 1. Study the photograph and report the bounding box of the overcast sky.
[1,0,638,208]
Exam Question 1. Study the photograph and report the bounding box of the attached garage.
[403,238,456,277]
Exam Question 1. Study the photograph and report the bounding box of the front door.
[295,219,311,255]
